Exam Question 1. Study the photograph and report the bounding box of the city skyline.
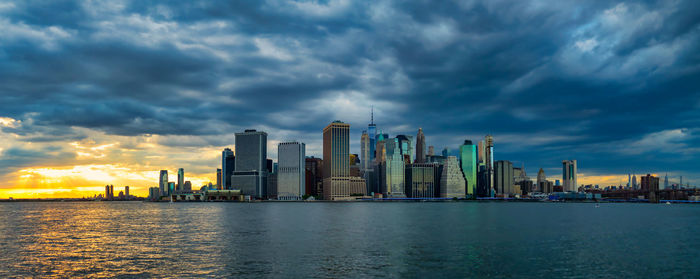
[1,0,699,198]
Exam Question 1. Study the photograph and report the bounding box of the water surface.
[0,202,698,278]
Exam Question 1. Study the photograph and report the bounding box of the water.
[0,202,698,278]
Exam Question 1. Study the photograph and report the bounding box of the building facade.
[415,128,426,163]
[495,160,514,196]
[381,138,406,198]
[232,130,268,198]
[278,141,306,200]
[323,121,351,200]
[159,170,168,196]
[439,156,466,198]
[405,163,439,198]
[177,168,184,192]
[459,140,477,197]
[221,148,235,190]
[562,160,577,192]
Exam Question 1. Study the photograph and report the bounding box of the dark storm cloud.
[1,0,699,182]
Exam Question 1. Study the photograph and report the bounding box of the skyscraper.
[632,174,637,190]
[495,160,514,196]
[221,148,235,190]
[562,160,577,192]
[405,163,439,198]
[159,170,168,196]
[177,168,184,192]
[537,168,546,192]
[361,131,371,171]
[323,121,351,200]
[105,185,110,200]
[125,186,129,199]
[278,141,305,200]
[368,108,377,164]
[641,174,660,192]
[441,147,449,157]
[232,129,268,198]
[415,128,426,163]
[305,157,323,197]
[485,135,494,195]
[459,140,477,197]
[381,138,405,198]
[396,134,413,164]
[439,156,466,198]
[216,168,222,190]
[428,145,435,156]
[664,174,669,189]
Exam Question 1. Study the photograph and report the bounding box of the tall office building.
[664,174,669,189]
[537,168,546,192]
[125,186,130,199]
[232,130,268,198]
[216,168,222,190]
[459,140,477,197]
[177,168,184,192]
[632,174,638,190]
[641,174,660,191]
[441,147,450,157]
[277,142,306,200]
[323,121,351,200]
[439,156,466,198]
[484,135,495,195]
[361,131,371,171]
[495,160,514,196]
[159,170,168,196]
[477,140,485,164]
[428,146,435,156]
[381,138,406,198]
[221,148,235,190]
[105,185,110,200]
[415,128,426,163]
[396,134,413,164]
[368,108,377,164]
[305,157,323,197]
[627,173,631,188]
[562,160,578,192]
[405,163,439,198]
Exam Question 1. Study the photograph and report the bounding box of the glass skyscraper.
[323,121,350,200]
[277,141,305,200]
[159,170,168,196]
[459,140,477,197]
[221,148,234,190]
[439,156,466,198]
[382,138,405,198]
[232,130,268,198]
[562,160,577,192]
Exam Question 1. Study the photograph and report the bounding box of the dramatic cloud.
[0,0,699,197]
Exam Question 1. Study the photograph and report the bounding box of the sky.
[0,0,699,198]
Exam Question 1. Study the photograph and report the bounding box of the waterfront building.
[495,160,514,196]
[405,163,439,198]
[632,174,638,190]
[459,140,477,197]
[350,177,367,196]
[477,164,490,197]
[485,135,494,196]
[562,160,578,192]
[415,128,426,163]
[664,174,669,189]
[361,131,371,171]
[177,168,184,192]
[396,134,413,164]
[267,172,278,199]
[516,180,533,195]
[477,140,485,164]
[537,168,546,192]
[305,157,323,197]
[105,185,110,200]
[381,138,406,198]
[125,186,130,199]
[159,170,168,196]
[216,169,222,190]
[184,181,192,191]
[323,121,351,200]
[232,129,268,198]
[368,108,377,164]
[641,174,660,191]
[168,182,175,195]
[439,156,466,198]
[148,187,159,201]
[278,141,306,200]
[221,148,235,190]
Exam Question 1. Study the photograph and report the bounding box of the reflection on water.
[0,202,698,278]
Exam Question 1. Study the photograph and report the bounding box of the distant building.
[428,145,435,156]
[632,174,638,190]
[562,160,577,192]
[184,181,192,191]
[495,160,514,197]
[278,141,305,200]
[221,148,235,190]
[396,134,413,164]
[641,174,660,192]
[216,168,222,190]
[415,128,426,163]
[159,170,168,196]
[368,108,377,164]
[439,156,466,198]
[380,138,406,198]
[441,147,449,157]
[105,185,110,200]
[405,163,439,198]
[177,168,184,192]
[323,121,351,200]
[232,129,268,198]
[350,177,367,196]
[305,157,323,197]
[148,187,159,201]
[267,172,278,199]
[536,168,546,192]
[484,135,494,196]
[459,140,477,197]
[125,186,130,199]
[361,131,371,171]
[168,182,175,195]
[664,174,669,189]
